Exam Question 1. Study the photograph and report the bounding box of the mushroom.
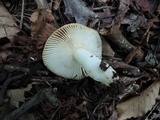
[42,23,119,86]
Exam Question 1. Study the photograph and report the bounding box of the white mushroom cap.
[42,23,102,79]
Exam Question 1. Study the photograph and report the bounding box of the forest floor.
[0,0,160,120]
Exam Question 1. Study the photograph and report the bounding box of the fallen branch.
[107,26,144,60]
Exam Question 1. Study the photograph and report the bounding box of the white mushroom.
[42,23,119,86]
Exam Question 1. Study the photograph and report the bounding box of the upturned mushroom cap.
[42,23,102,79]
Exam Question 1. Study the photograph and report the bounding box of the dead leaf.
[30,8,56,35]
[136,0,151,12]
[116,81,160,120]
[70,112,79,119]
[0,3,20,38]
[157,4,160,14]
[76,101,87,112]
[32,22,56,48]
[44,9,55,22]
[7,84,32,108]
[30,9,55,23]
[30,9,56,48]
[34,0,48,9]
[146,17,159,28]
[0,50,13,63]
[113,0,131,24]
[102,39,115,57]
[30,11,39,23]
[53,0,62,10]
[108,111,118,120]
[121,14,147,32]
[98,8,113,26]
[63,0,98,25]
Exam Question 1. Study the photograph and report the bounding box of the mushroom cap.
[42,23,102,79]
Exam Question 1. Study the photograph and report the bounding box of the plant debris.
[0,0,160,120]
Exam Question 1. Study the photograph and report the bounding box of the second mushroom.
[42,23,119,86]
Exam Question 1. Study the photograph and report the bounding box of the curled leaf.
[0,3,19,38]
[116,81,160,120]
[7,84,32,108]
[63,0,98,25]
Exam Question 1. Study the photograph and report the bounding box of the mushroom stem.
[73,48,119,86]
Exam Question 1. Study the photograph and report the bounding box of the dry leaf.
[63,0,98,25]
[34,0,48,9]
[30,9,55,23]
[102,39,115,57]
[76,101,87,112]
[32,22,56,48]
[113,0,131,24]
[121,14,147,32]
[157,4,160,14]
[98,8,112,25]
[116,81,160,120]
[53,0,62,10]
[30,9,56,48]
[0,3,20,38]
[0,50,13,63]
[30,11,39,22]
[7,84,32,108]
[136,0,151,12]
[44,9,55,22]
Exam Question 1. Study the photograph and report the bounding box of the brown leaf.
[0,50,13,63]
[157,4,160,13]
[44,9,55,22]
[98,8,112,25]
[116,81,160,120]
[30,9,56,36]
[102,39,115,57]
[30,10,39,23]
[7,84,32,108]
[136,0,151,12]
[53,0,62,10]
[30,9,56,48]
[32,22,56,48]
[0,3,20,38]
[76,101,87,112]
[113,0,131,24]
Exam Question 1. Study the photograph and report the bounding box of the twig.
[93,6,116,11]
[105,58,141,77]
[2,88,59,120]
[106,25,144,60]
[13,16,31,30]
[20,0,25,29]
[123,47,141,64]
[3,64,30,73]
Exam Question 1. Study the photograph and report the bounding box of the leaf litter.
[0,0,160,120]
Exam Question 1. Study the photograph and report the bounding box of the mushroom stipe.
[42,23,119,86]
